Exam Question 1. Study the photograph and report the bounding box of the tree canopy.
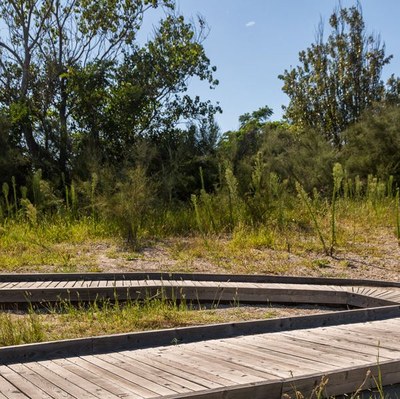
[279,3,393,148]
[2,0,400,214]
[0,0,220,183]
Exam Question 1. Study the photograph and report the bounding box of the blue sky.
[168,1,400,132]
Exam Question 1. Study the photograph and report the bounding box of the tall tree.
[0,0,190,178]
[279,3,392,148]
[0,0,53,167]
[72,14,220,168]
[0,1,219,184]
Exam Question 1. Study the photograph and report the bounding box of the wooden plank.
[253,333,380,367]
[373,316,400,324]
[37,281,56,289]
[143,280,160,286]
[53,281,69,288]
[119,352,203,388]
[0,271,398,288]
[376,293,400,302]
[160,280,189,287]
[163,380,283,399]
[145,345,268,384]
[7,363,72,398]
[123,350,226,389]
[329,285,346,292]
[146,350,236,387]
[221,334,341,370]
[59,281,79,289]
[93,353,179,396]
[280,329,396,360]
[107,352,195,394]
[39,281,60,289]
[282,360,400,398]
[324,317,400,332]
[340,317,400,328]
[42,359,121,399]
[115,280,130,287]
[238,333,369,369]
[347,292,397,307]
[0,374,28,398]
[369,289,396,298]
[110,280,126,288]
[52,358,137,398]
[23,362,99,398]
[21,281,42,289]
[362,288,379,296]
[214,339,334,375]
[346,286,361,293]
[4,282,392,307]
[2,276,400,309]
[364,317,400,329]
[110,352,202,393]
[0,365,53,399]
[181,343,280,382]
[0,282,12,288]
[4,282,20,288]
[281,331,394,359]
[337,321,400,338]
[332,326,400,349]
[89,280,100,288]
[12,282,33,289]
[68,356,155,398]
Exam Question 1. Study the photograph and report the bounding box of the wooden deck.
[0,273,400,398]
[0,272,399,307]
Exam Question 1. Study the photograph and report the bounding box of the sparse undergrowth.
[1,193,399,281]
[1,171,400,399]
[0,299,335,347]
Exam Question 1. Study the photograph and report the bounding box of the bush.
[343,104,400,186]
[99,166,156,248]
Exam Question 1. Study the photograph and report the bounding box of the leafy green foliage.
[99,167,156,248]
[239,106,273,129]
[343,105,400,184]
[2,1,400,270]
[0,113,28,184]
[0,0,219,185]
[220,115,336,196]
[279,3,393,147]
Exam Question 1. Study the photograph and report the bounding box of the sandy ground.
[84,233,400,282]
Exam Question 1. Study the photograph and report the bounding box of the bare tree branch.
[0,42,23,65]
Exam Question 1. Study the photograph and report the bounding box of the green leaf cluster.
[279,3,393,148]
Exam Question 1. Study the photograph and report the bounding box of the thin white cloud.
[245,21,256,27]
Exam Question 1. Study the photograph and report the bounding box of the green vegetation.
[0,4,400,398]
[0,5,400,395]
[279,3,396,148]
[0,2,398,282]
[283,373,393,399]
[0,169,398,276]
[1,2,400,253]
[0,297,281,347]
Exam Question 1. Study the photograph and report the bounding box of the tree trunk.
[59,76,69,179]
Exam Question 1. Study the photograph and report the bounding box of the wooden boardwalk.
[0,272,399,307]
[0,273,400,398]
